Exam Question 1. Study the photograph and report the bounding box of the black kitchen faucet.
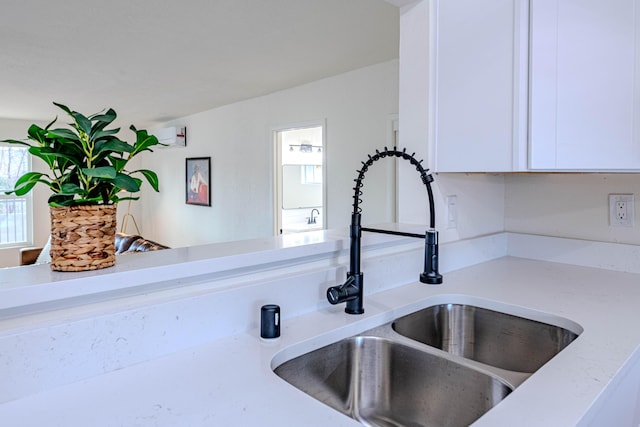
[326,147,442,315]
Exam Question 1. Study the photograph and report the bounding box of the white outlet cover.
[609,194,634,227]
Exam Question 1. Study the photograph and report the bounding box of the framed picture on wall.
[186,157,211,206]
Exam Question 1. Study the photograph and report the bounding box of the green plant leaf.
[113,173,141,192]
[1,138,31,147]
[98,139,135,156]
[130,126,160,155]
[83,166,116,179]
[92,128,121,140]
[91,108,117,124]
[44,115,58,130]
[59,183,84,196]
[89,109,117,138]
[59,167,81,185]
[115,194,140,203]
[53,102,72,115]
[72,112,92,135]
[6,172,50,196]
[137,169,160,192]
[27,146,56,169]
[54,138,86,157]
[27,124,46,142]
[92,138,117,162]
[30,146,81,169]
[48,194,75,206]
[48,128,80,142]
[110,157,127,172]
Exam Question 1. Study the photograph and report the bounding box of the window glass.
[0,146,31,246]
[301,164,322,184]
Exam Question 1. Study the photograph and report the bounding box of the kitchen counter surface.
[0,254,639,426]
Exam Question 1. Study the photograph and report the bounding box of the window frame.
[0,144,33,248]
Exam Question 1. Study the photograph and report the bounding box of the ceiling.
[1,0,399,127]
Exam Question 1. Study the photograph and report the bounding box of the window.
[301,165,322,184]
[0,146,31,246]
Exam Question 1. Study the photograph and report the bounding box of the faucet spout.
[308,208,320,224]
[326,147,443,315]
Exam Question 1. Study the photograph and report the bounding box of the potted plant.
[3,102,160,271]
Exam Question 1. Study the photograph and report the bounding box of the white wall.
[140,60,400,248]
[397,0,506,242]
[506,173,640,244]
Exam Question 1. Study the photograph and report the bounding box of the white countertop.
[0,224,434,313]
[1,254,639,426]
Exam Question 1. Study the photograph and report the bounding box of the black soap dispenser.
[260,304,280,339]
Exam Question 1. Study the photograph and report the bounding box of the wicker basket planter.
[49,205,117,272]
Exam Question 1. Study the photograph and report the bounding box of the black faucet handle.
[326,287,344,304]
[326,273,364,314]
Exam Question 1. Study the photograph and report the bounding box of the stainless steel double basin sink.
[274,303,581,426]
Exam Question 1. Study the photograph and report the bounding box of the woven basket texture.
[50,205,117,272]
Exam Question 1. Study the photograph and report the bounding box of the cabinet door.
[432,0,528,172]
[529,0,640,170]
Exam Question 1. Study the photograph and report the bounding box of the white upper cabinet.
[431,0,640,172]
[431,0,529,172]
[529,0,640,170]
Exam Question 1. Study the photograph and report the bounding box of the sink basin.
[274,336,512,427]
[392,304,579,373]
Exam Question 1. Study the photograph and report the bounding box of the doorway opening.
[274,123,325,235]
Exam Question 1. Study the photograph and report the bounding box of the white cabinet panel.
[529,0,640,169]
[432,0,528,172]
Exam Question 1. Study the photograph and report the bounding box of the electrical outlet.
[609,194,634,227]
[616,202,628,220]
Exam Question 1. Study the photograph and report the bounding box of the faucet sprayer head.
[421,229,442,284]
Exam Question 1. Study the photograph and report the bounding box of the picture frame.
[186,157,211,206]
